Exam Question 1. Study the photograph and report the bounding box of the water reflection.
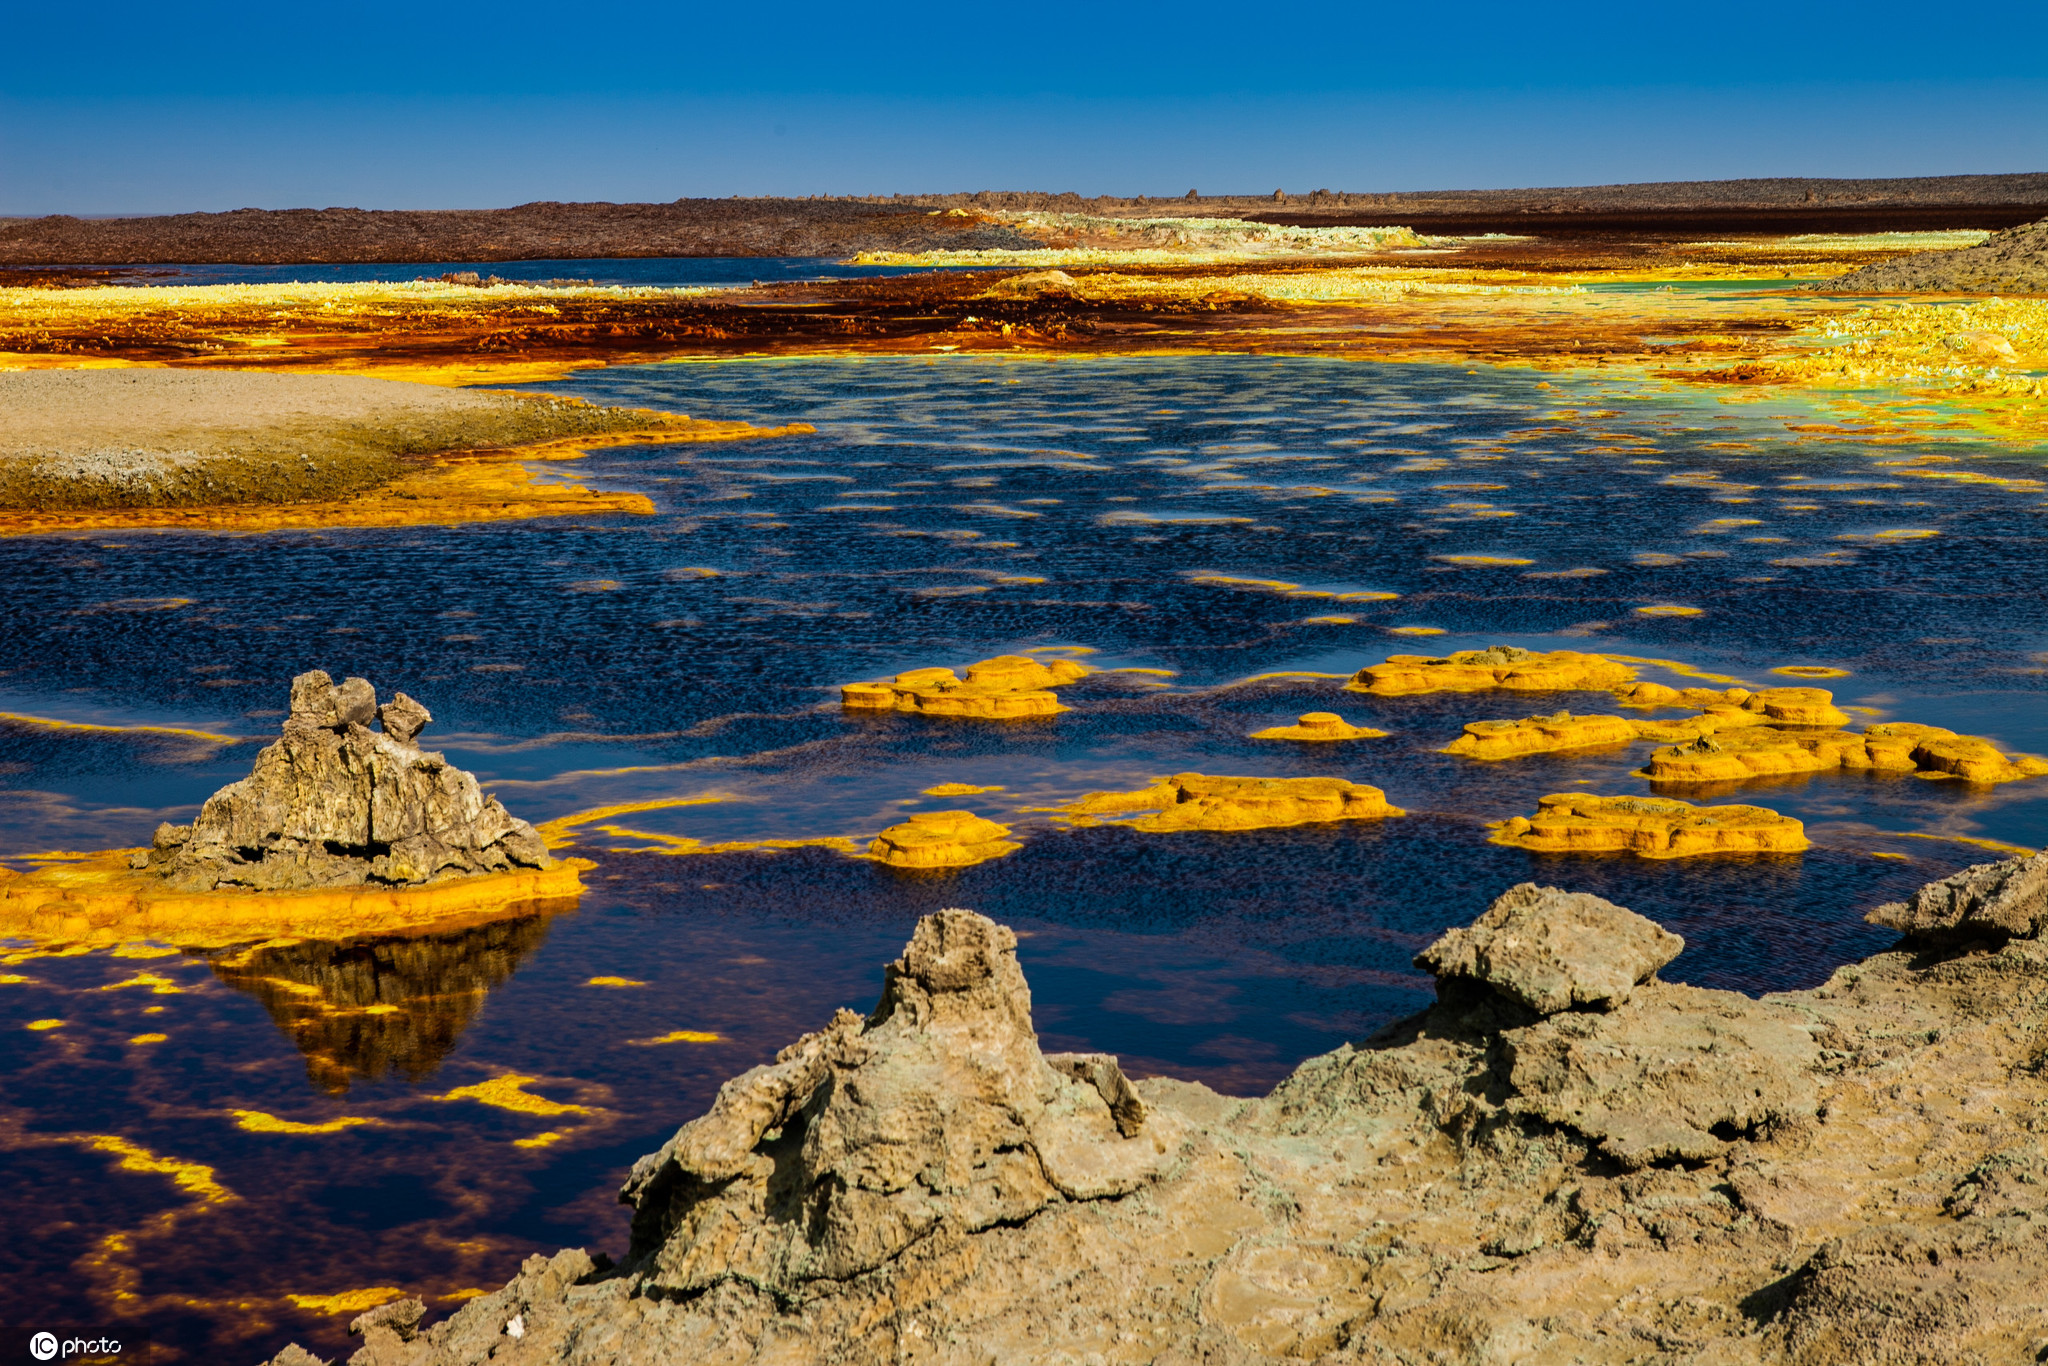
[206,901,570,1093]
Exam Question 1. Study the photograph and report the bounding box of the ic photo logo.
[20,1332,125,1363]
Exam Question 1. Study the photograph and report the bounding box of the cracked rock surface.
[143,670,552,891]
[265,861,2048,1366]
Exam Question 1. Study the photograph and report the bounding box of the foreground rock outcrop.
[141,671,552,890]
[266,860,2048,1366]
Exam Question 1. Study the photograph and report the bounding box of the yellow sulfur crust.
[0,852,588,949]
[1249,712,1389,742]
[867,811,1023,869]
[1349,648,1636,697]
[842,654,1090,720]
[1491,793,1809,858]
[1059,773,1403,833]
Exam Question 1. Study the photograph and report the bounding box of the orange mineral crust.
[866,811,1022,869]
[1060,773,1403,833]
[841,654,1091,720]
[0,851,589,950]
[1491,793,1809,858]
[1348,646,1637,697]
[1645,722,2048,786]
[1441,711,1643,760]
[1248,712,1389,742]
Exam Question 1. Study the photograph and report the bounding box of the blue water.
[2,353,2043,1361]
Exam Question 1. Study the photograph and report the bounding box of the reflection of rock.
[1248,711,1387,742]
[1348,646,1635,696]
[1417,882,1684,1014]
[276,865,2048,1366]
[1643,721,2048,785]
[1441,710,1639,760]
[1063,772,1403,832]
[840,654,1089,720]
[617,910,1181,1294]
[1491,792,1809,858]
[1867,852,2048,943]
[866,811,1021,869]
[210,906,561,1093]
[140,671,552,891]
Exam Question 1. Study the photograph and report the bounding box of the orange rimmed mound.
[1059,773,1403,833]
[0,851,588,950]
[1645,722,2048,786]
[841,654,1091,720]
[1441,711,1642,761]
[866,811,1021,869]
[1348,646,1635,697]
[1490,794,1808,859]
[1249,712,1388,742]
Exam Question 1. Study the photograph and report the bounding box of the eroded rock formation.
[262,860,2048,1366]
[139,671,552,890]
[840,654,1090,720]
[1491,792,1810,857]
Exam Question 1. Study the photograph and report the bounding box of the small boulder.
[377,691,432,744]
[1416,882,1684,1015]
[1867,852,2048,943]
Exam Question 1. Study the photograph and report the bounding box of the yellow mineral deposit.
[866,811,1022,869]
[1440,711,1641,760]
[287,1289,407,1316]
[1249,712,1389,742]
[1349,647,1637,696]
[1643,721,2048,785]
[1060,773,1403,833]
[626,1030,722,1046]
[1772,665,1852,680]
[840,654,1091,720]
[0,850,588,952]
[921,783,1006,796]
[229,1110,379,1135]
[434,1073,591,1117]
[1490,793,1810,858]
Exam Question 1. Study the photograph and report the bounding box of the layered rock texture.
[866,811,1022,869]
[140,671,552,890]
[1491,792,1810,857]
[1248,711,1388,742]
[1060,772,1403,832]
[1441,710,1642,760]
[840,655,1090,720]
[1348,645,1636,695]
[1825,216,2048,293]
[266,862,2048,1366]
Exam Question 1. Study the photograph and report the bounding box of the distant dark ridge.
[3,175,2044,265]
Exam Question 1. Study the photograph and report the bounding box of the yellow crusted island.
[1348,646,1637,697]
[1249,712,1389,742]
[1490,793,1809,859]
[867,811,1022,869]
[1060,773,1403,833]
[841,654,1090,720]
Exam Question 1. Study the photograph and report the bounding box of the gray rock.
[377,691,432,745]
[350,1297,426,1340]
[1416,881,1685,1015]
[618,908,1182,1297]
[1500,982,1822,1168]
[1867,852,2048,943]
[144,670,551,891]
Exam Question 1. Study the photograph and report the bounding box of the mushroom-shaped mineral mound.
[867,810,1021,869]
[617,909,1183,1295]
[1348,646,1636,696]
[1062,772,1403,832]
[1441,710,1641,760]
[1491,792,1809,858]
[1248,711,1388,742]
[142,670,555,891]
[840,654,1090,720]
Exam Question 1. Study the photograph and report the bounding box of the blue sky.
[4,0,2045,212]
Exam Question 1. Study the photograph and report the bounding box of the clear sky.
[4,0,2045,213]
